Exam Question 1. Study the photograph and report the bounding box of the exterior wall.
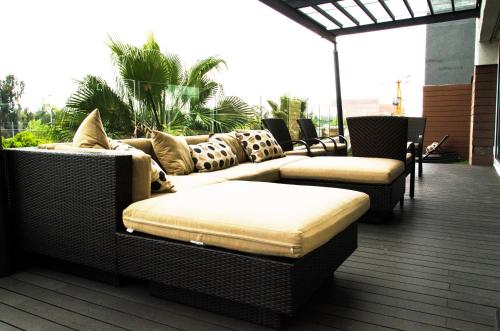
[425,19,476,85]
[423,85,472,160]
[469,64,497,166]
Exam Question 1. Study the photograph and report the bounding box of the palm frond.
[65,75,133,137]
[211,96,253,133]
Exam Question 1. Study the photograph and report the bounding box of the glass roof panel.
[407,0,431,17]
[338,0,375,25]
[318,3,357,28]
[299,7,340,30]
[454,0,477,11]
[384,0,412,19]
[430,0,452,14]
[361,0,392,22]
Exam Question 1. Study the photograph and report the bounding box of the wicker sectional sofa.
[4,133,406,328]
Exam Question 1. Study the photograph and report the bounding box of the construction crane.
[392,80,403,116]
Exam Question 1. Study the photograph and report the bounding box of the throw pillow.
[73,109,110,149]
[209,132,247,163]
[190,142,238,172]
[110,140,176,193]
[236,130,284,163]
[151,130,195,175]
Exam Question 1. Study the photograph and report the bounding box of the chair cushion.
[190,142,238,172]
[210,132,247,163]
[73,109,110,149]
[285,148,326,157]
[280,156,405,184]
[152,131,195,175]
[123,181,369,258]
[236,130,284,162]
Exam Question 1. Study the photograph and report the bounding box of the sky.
[0,0,426,117]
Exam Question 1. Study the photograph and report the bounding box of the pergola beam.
[378,0,395,21]
[313,5,343,28]
[328,8,480,36]
[402,0,415,18]
[353,0,377,23]
[426,0,435,15]
[258,0,337,43]
[331,1,360,26]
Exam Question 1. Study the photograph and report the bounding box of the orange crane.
[392,80,404,116]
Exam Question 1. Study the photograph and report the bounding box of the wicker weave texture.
[347,116,408,162]
[281,173,405,212]
[5,149,132,273]
[117,222,357,318]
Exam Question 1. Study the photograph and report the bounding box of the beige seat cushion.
[280,156,405,184]
[38,143,151,202]
[165,174,227,192]
[73,109,110,149]
[123,181,369,258]
[152,131,195,175]
[192,155,308,182]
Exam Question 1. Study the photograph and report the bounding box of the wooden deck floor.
[0,163,499,330]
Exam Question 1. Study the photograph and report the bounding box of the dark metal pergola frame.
[258,0,482,140]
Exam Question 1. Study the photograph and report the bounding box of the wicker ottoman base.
[117,222,357,328]
[281,172,406,213]
[149,282,287,328]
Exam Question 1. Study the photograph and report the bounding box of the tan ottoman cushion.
[280,156,405,185]
[123,181,369,258]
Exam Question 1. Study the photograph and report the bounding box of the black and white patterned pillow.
[109,140,175,193]
[190,142,238,172]
[236,130,284,163]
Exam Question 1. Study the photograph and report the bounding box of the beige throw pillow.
[209,132,247,163]
[110,140,176,193]
[73,109,110,149]
[152,130,195,175]
[236,130,284,163]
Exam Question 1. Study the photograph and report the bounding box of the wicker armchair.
[407,117,426,177]
[297,118,348,156]
[262,118,327,157]
[347,116,415,201]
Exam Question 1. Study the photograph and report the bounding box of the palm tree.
[64,34,253,137]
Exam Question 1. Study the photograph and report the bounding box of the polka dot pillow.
[109,140,175,193]
[190,141,238,172]
[236,130,284,163]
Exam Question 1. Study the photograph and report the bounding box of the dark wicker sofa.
[4,147,362,328]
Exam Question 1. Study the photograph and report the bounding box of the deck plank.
[0,163,499,330]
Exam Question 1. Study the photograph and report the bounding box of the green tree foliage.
[0,74,26,129]
[65,34,253,137]
[266,95,307,122]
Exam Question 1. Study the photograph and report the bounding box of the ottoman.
[117,180,369,328]
[280,156,406,212]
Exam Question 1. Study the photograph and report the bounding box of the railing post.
[333,39,345,143]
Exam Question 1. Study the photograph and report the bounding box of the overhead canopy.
[258,0,482,42]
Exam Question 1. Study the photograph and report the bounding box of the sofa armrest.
[5,148,132,273]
